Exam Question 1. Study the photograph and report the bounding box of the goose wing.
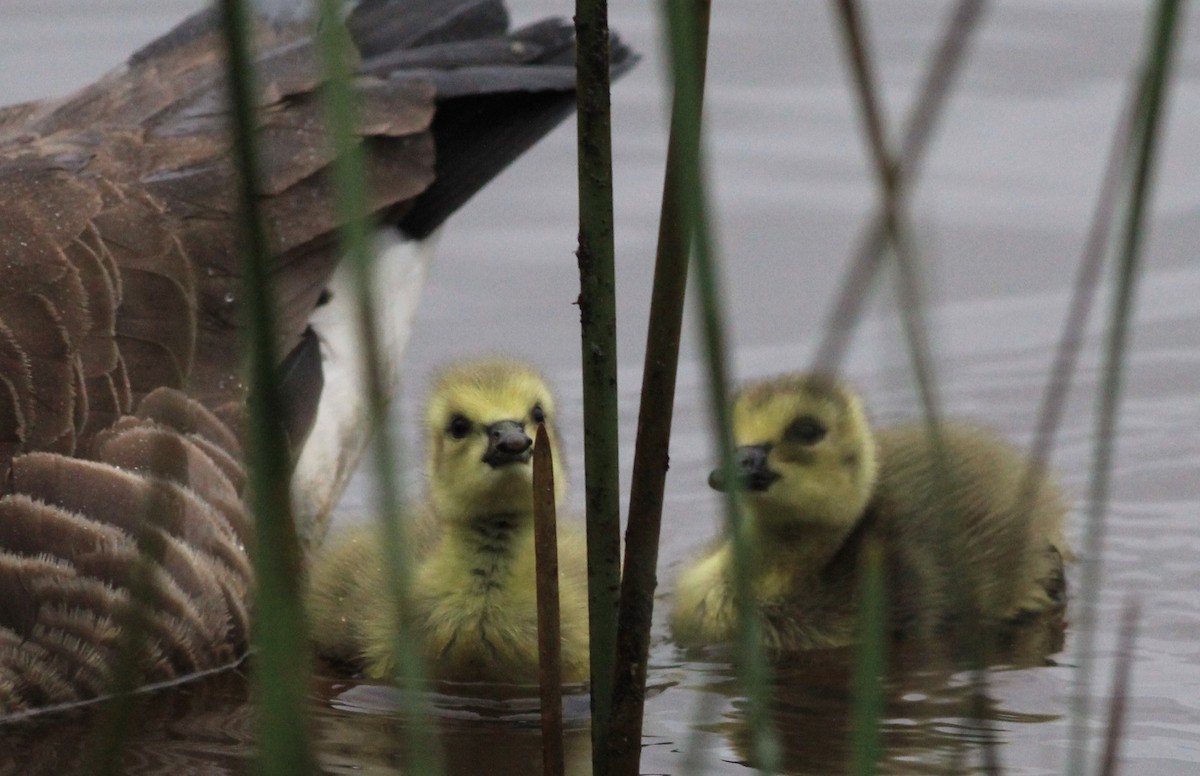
[0,0,634,715]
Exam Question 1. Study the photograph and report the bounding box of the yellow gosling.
[307,358,589,683]
[671,372,1069,651]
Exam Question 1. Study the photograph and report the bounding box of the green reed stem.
[217,2,316,773]
[533,424,566,776]
[660,0,779,772]
[813,0,987,373]
[1067,3,1183,774]
[830,4,1002,771]
[573,3,622,771]
[1015,53,1143,536]
[851,538,886,776]
[608,2,711,773]
[310,2,443,773]
[91,480,172,774]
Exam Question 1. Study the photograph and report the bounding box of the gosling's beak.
[482,420,533,468]
[708,444,780,492]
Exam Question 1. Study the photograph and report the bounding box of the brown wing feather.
[0,0,628,714]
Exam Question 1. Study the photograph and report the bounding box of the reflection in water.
[680,613,1067,775]
[0,668,254,776]
[313,676,593,776]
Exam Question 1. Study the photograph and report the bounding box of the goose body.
[0,1,632,714]
[670,373,1069,652]
[307,358,590,684]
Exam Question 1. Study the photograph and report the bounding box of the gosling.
[307,358,589,683]
[670,372,1069,652]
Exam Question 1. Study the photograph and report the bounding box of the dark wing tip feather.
[349,0,509,55]
[389,15,640,238]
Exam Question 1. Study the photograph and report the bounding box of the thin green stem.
[1014,54,1145,556]
[851,538,886,776]
[1067,3,1183,773]
[91,482,171,774]
[310,2,443,772]
[660,0,779,771]
[217,2,315,773]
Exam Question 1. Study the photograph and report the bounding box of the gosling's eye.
[785,415,826,445]
[447,415,472,439]
[531,404,546,425]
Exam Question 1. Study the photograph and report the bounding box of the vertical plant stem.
[217,2,315,773]
[830,4,1005,771]
[608,2,712,773]
[533,424,566,776]
[851,538,886,776]
[574,2,622,772]
[813,0,987,373]
[659,0,780,772]
[1013,65,1145,542]
[310,2,443,772]
[1068,3,1183,774]
[829,0,944,429]
[91,479,173,775]
[1097,598,1140,776]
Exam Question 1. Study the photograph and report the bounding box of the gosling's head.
[710,373,877,534]
[425,358,566,522]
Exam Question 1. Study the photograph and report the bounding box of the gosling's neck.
[440,506,536,593]
[746,501,863,579]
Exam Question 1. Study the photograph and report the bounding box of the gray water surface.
[2,1,1199,774]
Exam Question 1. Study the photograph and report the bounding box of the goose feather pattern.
[0,0,634,715]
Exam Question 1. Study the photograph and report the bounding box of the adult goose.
[0,0,634,714]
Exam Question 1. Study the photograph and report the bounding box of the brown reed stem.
[533,423,565,776]
[812,0,987,373]
[1097,598,1141,776]
[830,3,999,771]
[608,2,712,773]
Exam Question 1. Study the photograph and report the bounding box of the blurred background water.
[1,1,1198,773]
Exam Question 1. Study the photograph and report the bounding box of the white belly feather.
[290,229,438,554]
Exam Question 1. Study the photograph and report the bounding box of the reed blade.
[608,1,712,773]
[1067,2,1184,773]
[658,0,780,771]
[812,0,988,373]
[1096,598,1141,776]
[309,1,444,771]
[217,1,316,772]
[829,4,1003,770]
[573,3,622,771]
[533,423,566,776]
[851,538,886,776]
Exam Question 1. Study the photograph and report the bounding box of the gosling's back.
[869,423,1068,630]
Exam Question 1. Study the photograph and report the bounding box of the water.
[2,1,1199,773]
